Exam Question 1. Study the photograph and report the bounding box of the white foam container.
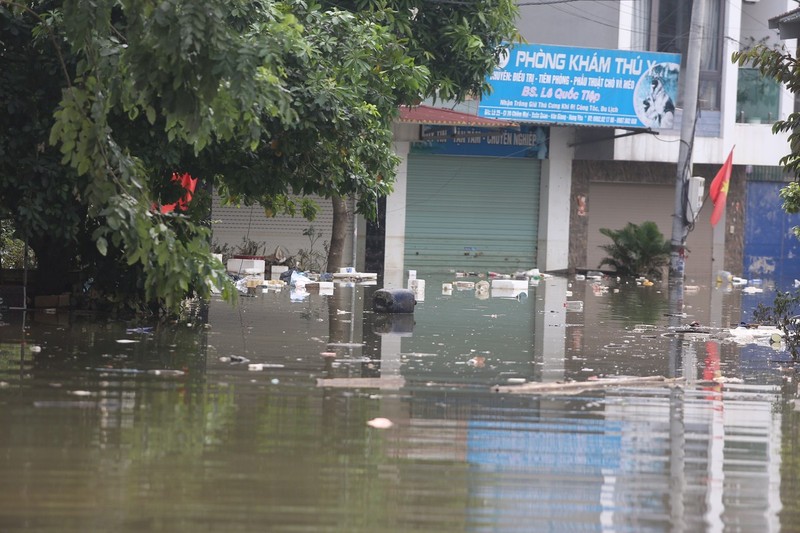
[491,279,528,290]
[227,259,265,278]
[271,265,289,280]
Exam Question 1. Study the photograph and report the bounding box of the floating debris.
[366,417,394,429]
[495,375,684,395]
[94,368,145,375]
[326,342,365,348]
[248,363,285,371]
[125,327,153,334]
[316,376,405,390]
[742,286,764,294]
[224,355,250,364]
[147,369,186,377]
[729,325,783,338]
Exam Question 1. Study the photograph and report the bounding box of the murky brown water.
[1,274,799,531]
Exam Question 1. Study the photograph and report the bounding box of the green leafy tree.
[598,221,671,280]
[315,0,520,272]
[0,0,518,313]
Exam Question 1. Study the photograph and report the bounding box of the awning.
[397,105,518,128]
[769,7,800,39]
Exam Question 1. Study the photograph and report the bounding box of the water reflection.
[0,275,796,531]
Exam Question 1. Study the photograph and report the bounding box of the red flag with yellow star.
[159,172,198,213]
[710,148,733,226]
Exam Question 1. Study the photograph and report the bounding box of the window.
[631,0,723,110]
[736,68,779,123]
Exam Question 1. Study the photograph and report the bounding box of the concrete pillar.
[384,135,413,289]
[537,127,574,272]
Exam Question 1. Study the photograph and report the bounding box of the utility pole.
[669,0,706,282]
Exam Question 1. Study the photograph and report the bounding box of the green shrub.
[598,221,670,280]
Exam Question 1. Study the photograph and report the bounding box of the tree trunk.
[327,195,350,273]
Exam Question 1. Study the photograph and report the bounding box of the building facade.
[380,0,800,289]
[210,1,800,287]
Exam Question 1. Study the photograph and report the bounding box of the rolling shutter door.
[586,182,712,283]
[211,193,342,260]
[404,155,540,273]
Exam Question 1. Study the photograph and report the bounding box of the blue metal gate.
[744,181,800,288]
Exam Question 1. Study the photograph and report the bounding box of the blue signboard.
[479,44,681,129]
[410,124,548,158]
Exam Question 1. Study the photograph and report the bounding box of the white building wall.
[537,127,574,272]
[515,1,620,49]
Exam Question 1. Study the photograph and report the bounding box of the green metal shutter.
[404,155,540,273]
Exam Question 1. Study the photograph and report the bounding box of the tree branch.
[0,1,73,89]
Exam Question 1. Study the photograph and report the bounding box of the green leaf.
[96,236,108,256]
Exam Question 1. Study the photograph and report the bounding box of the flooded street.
[1,274,799,531]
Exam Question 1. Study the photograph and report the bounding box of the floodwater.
[1,273,800,532]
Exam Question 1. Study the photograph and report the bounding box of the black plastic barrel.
[372,288,416,314]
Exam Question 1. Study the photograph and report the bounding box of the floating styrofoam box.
[409,279,425,302]
[271,265,289,280]
[491,279,528,290]
[227,258,265,277]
